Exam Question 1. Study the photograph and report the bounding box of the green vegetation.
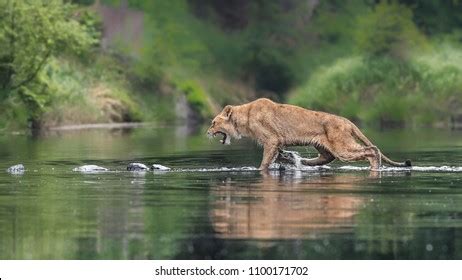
[289,1,462,127]
[40,56,142,126]
[176,80,214,120]
[355,1,427,58]
[289,44,462,127]
[0,0,96,129]
[1,0,462,130]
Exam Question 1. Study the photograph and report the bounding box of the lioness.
[207,98,411,170]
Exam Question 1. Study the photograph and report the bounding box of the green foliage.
[76,10,103,48]
[0,0,97,126]
[288,44,462,127]
[0,93,29,130]
[2,0,462,130]
[141,1,210,72]
[132,0,308,96]
[0,0,96,90]
[313,0,369,45]
[40,56,142,126]
[355,1,427,58]
[177,79,213,119]
[399,0,462,34]
[71,0,95,5]
[410,42,462,122]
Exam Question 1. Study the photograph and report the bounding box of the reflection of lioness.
[207,98,411,170]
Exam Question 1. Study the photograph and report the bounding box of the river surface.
[0,125,461,259]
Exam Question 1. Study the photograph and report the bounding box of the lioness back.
[245,98,350,145]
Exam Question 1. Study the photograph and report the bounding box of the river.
[1,125,461,259]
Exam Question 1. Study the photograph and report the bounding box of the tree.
[0,0,96,127]
[0,0,95,90]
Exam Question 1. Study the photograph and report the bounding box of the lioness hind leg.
[300,154,335,166]
[330,142,380,170]
[364,146,381,168]
[276,146,335,166]
[300,146,335,166]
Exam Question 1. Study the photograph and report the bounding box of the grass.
[0,54,146,131]
[40,56,143,127]
[288,42,462,127]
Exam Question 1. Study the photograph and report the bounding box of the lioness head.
[207,105,239,145]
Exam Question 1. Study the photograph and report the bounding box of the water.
[0,125,462,259]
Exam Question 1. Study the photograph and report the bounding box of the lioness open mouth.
[213,131,229,145]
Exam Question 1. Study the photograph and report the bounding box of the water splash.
[69,165,462,173]
[338,165,462,172]
[69,148,462,174]
[272,150,462,173]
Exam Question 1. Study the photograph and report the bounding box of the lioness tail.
[351,123,411,167]
[381,153,412,167]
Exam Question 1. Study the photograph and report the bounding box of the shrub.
[288,45,462,127]
[177,80,214,119]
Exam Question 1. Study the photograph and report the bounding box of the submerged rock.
[7,164,25,174]
[276,150,301,166]
[151,164,171,171]
[73,165,108,172]
[127,163,149,171]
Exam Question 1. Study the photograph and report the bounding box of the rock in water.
[276,150,300,165]
[7,164,25,174]
[275,150,304,169]
[73,165,108,172]
[127,163,149,171]
[151,164,171,171]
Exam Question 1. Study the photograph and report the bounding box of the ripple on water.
[68,165,462,174]
[338,165,462,172]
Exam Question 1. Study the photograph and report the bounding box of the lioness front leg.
[259,144,279,170]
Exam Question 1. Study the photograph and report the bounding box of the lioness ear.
[222,105,233,119]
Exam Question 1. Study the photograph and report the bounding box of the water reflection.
[211,172,367,240]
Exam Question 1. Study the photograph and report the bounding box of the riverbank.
[2,1,462,132]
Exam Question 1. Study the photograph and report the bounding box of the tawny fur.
[206,98,411,170]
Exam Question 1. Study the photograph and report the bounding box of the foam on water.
[174,165,462,173]
[336,165,462,172]
[271,150,462,173]
[68,165,462,174]
[396,165,462,172]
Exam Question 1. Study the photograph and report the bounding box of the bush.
[37,56,142,128]
[288,44,462,127]
[177,80,214,119]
